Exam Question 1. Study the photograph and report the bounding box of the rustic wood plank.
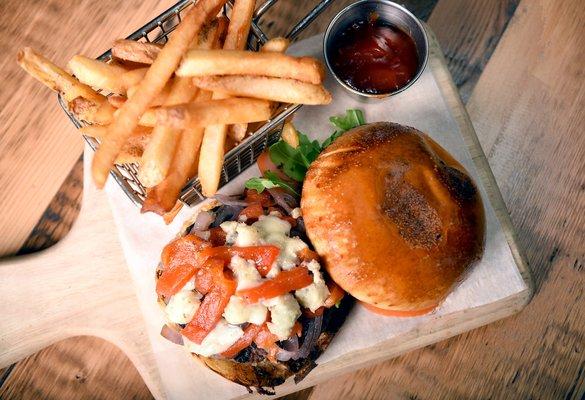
[259,0,438,41]
[428,0,520,102]
[0,0,178,399]
[0,337,151,400]
[0,0,176,256]
[2,33,532,400]
[16,157,83,256]
[307,0,585,398]
[0,0,530,399]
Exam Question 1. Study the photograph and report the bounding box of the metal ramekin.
[323,0,429,99]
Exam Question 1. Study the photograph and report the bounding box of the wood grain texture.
[16,157,83,256]
[256,0,438,41]
[0,156,165,399]
[0,0,177,256]
[0,0,178,398]
[0,337,151,400]
[1,1,445,399]
[428,0,520,102]
[307,0,585,398]
[0,0,550,399]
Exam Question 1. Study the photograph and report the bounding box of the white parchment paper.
[103,34,528,399]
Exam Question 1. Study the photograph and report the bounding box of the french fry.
[261,37,290,53]
[228,123,248,142]
[141,90,213,215]
[127,81,172,107]
[67,55,129,94]
[157,97,271,129]
[226,36,291,142]
[111,39,163,65]
[177,50,325,84]
[223,0,255,50]
[198,0,255,196]
[162,201,184,224]
[192,76,332,105]
[139,18,226,188]
[120,67,148,89]
[108,95,127,108]
[80,125,152,165]
[70,97,116,125]
[17,47,115,124]
[18,47,102,103]
[201,16,229,50]
[91,0,227,188]
[138,108,157,127]
[111,106,157,127]
[281,122,299,148]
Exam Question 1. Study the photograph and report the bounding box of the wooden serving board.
[0,30,532,400]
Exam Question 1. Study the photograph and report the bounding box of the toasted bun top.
[301,122,485,312]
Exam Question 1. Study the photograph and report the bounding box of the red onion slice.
[214,194,249,207]
[211,205,245,227]
[191,210,214,232]
[160,324,183,345]
[267,187,298,215]
[276,335,300,361]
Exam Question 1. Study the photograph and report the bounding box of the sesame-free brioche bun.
[301,122,485,314]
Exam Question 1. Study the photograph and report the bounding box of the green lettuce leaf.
[266,109,366,182]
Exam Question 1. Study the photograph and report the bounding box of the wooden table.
[0,0,583,398]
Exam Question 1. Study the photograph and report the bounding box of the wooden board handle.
[0,169,140,368]
[0,246,88,366]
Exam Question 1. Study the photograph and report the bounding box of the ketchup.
[330,14,419,94]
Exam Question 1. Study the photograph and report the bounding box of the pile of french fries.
[16,0,331,222]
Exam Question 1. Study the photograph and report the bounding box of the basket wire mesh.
[58,0,334,207]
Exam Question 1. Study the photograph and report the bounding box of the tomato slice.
[199,245,280,276]
[254,324,280,361]
[323,281,345,308]
[297,247,320,263]
[156,235,211,297]
[181,259,237,344]
[360,301,437,317]
[161,234,211,269]
[255,153,278,179]
[238,203,265,222]
[220,323,263,358]
[195,267,214,295]
[237,267,313,304]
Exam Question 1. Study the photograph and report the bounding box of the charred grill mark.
[383,171,442,249]
[439,165,477,203]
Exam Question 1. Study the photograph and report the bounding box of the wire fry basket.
[58,0,334,207]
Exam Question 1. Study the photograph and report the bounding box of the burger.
[302,122,486,316]
[155,188,352,392]
[154,118,485,391]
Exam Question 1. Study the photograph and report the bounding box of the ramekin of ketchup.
[324,0,428,98]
